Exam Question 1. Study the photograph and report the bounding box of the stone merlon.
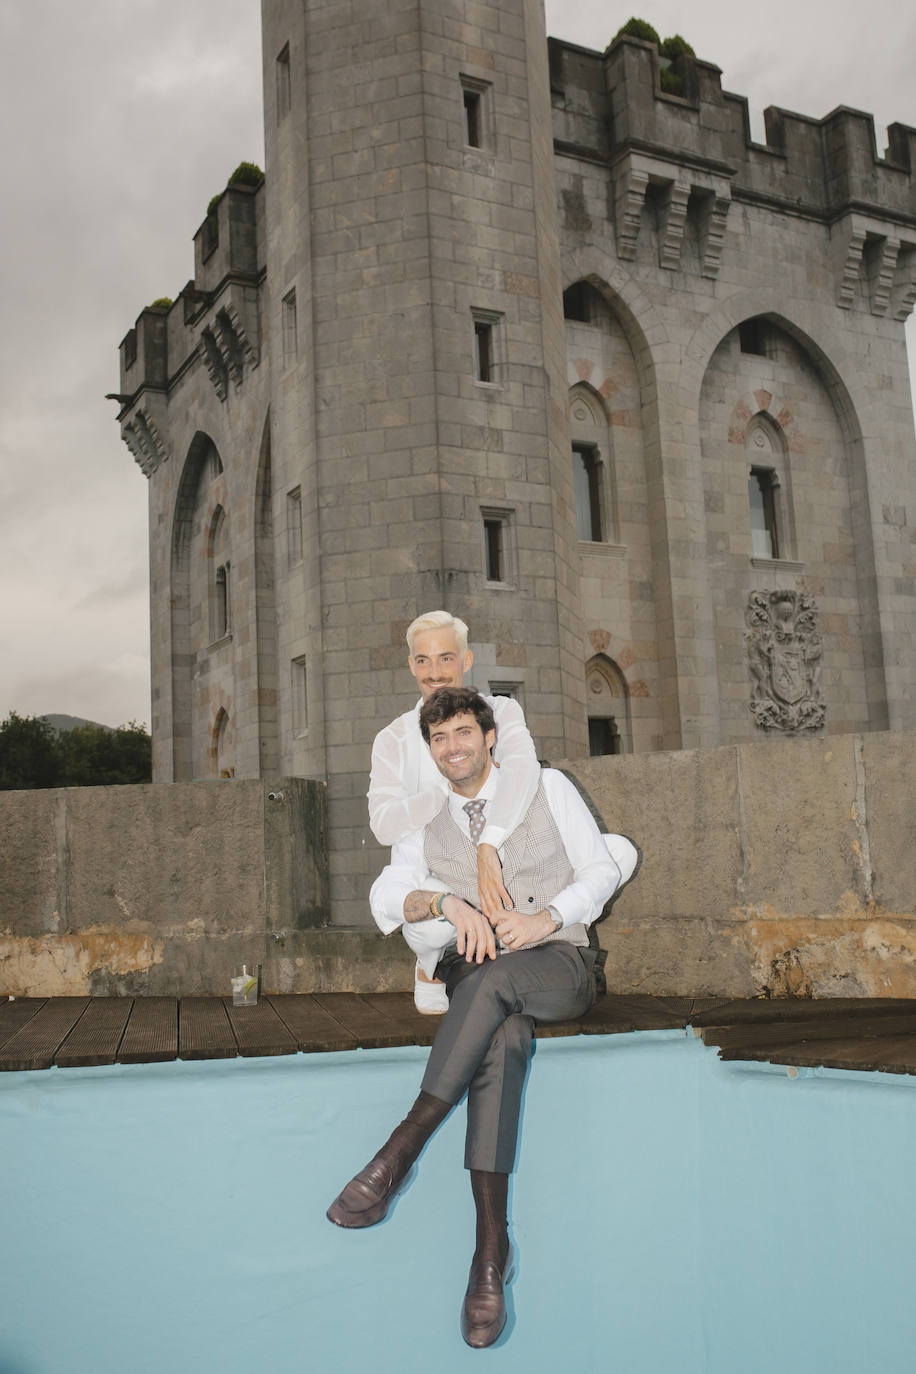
[549,34,916,228]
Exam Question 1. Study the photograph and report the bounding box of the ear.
[462,648,474,674]
[408,656,419,680]
[484,727,496,754]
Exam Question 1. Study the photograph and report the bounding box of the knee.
[498,1012,533,1057]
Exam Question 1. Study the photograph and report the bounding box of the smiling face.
[426,711,495,796]
[408,627,474,702]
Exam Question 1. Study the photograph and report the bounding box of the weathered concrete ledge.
[2,732,916,998]
[556,730,916,999]
[0,778,329,997]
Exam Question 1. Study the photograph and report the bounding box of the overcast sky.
[0,0,913,729]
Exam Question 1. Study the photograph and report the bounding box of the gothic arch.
[253,410,279,773]
[696,307,889,732]
[562,246,666,407]
[170,431,227,780]
[211,706,235,778]
[683,297,866,448]
[585,653,631,754]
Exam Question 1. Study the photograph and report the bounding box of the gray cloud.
[1,0,912,730]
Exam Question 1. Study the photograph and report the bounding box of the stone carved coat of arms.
[745,590,825,731]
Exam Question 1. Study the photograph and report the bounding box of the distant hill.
[41,713,112,734]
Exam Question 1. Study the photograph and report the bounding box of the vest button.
[528,896,534,903]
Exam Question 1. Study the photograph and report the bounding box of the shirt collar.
[446,761,499,821]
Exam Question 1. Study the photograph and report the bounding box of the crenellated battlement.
[550,34,916,228]
[115,181,265,473]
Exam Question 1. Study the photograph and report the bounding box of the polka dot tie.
[463,799,486,844]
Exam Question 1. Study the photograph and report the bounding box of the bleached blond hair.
[406,610,470,656]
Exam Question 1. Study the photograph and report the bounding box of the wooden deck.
[1,993,915,1076]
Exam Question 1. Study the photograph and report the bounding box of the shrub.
[613,17,661,46]
[227,161,264,188]
[149,297,173,310]
[660,34,696,60]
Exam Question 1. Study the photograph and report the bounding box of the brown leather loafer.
[460,1253,511,1348]
[326,1153,404,1229]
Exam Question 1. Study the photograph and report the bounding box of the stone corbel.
[696,191,731,278]
[867,235,900,316]
[200,327,229,401]
[613,161,649,261]
[222,284,260,370]
[833,213,868,309]
[891,242,916,322]
[658,179,690,271]
[214,311,245,389]
[120,393,169,478]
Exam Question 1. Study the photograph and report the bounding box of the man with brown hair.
[330,687,629,1347]
[368,610,540,1012]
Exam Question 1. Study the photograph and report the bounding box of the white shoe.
[414,961,449,1014]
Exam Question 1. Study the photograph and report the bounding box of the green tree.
[60,722,152,786]
[0,713,63,790]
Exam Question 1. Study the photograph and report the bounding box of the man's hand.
[491,908,560,951]
[476,843,513,920]
[442,894,498,964]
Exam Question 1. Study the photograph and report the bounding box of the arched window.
[745,414,795,562]
[212,707,235,778]
[568,385,615,544]
[585,654,630,754]
[208,505,231,641]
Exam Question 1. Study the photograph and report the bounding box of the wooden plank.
[311,993,411,1049]
[533,1018,586,1040]
[118,998,178,1065]
[689,996,916,1029]
[55,998,134,1068]
[222,998,297,1057]
[359,992,441,1048]
[179,997,238,1060]
[719,1034,916,1077]
[702,1011,916,1053]
[0,999,47,1050]
[267,994,360,1054]
[0,998,89,1072]
[580,994,691,1035]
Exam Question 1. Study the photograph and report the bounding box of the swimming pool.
[2,1029,914,1374]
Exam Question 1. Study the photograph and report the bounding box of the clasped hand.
[443,894,556,963]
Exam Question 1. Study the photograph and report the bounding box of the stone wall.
[4,733,916,999]
[557,729,916,999]
[0,778,333,998]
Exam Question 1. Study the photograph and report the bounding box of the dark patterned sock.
[470,1168,509,1269]
[378,1089,451,1179]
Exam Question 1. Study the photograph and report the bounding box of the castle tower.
[115,5,916,929]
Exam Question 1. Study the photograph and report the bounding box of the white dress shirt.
[367,694,540,848]
[369,766,621,976]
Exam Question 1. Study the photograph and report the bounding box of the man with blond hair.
[368,610,540,1011]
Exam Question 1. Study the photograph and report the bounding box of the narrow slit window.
[276,43,291,120]
[563,283,590,322]
[287,487,303,566]
[484,519,503,582]
[572,443,602,541]
[749,466,780,559]
[463,88,482,146]
[475,320,493,382]
[215,563,230,638]
[292,656,308,735]
[739,319,767,356]
[282,289,298,366]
